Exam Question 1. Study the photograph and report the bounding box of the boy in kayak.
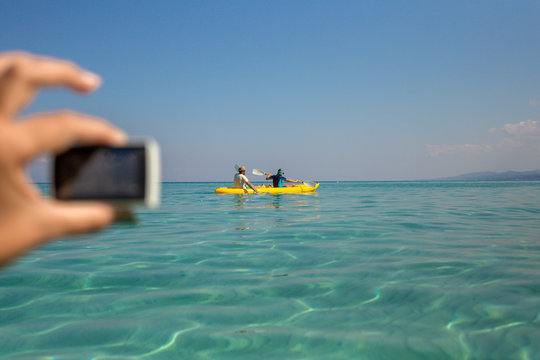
[266,169,302,188]
[234,166,259,193]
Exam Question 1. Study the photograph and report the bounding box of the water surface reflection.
[228,193,321,231]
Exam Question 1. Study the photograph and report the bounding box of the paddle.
[252,169,316,188]
[252,169,266,176]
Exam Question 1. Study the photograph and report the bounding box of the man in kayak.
[266,169,302,188]
[234,166,259,193]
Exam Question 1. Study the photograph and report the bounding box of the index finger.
[0,52,101,119]
[17,111,127,162]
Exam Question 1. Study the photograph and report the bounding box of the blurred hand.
[0,51,126,267]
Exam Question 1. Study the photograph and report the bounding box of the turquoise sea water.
[1,181,539,359]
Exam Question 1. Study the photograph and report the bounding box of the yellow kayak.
[215,183,319,194]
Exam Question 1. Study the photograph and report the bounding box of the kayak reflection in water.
[265,169,302,188]
[234,165,259,193]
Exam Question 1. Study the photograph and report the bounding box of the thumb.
[39,201,116,239]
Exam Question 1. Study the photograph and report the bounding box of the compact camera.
[52,139,161,209]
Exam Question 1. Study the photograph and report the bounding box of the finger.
[39,201,116,240]
[0,51,101,92]
[17,111,127,161]
[0,51,101,119]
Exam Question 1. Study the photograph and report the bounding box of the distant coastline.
[433,170,540,181]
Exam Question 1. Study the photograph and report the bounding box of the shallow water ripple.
[1,182,539,359]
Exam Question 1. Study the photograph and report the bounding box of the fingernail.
[113,130,128,144]
[81,71,102,89]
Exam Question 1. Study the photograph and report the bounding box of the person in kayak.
[266,169,302,188]
[234,166,259,193]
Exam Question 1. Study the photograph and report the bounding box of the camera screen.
[54,146,146,200]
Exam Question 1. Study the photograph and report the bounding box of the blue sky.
[1,0,539,181]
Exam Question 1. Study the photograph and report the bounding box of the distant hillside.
[436,170,540,181]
